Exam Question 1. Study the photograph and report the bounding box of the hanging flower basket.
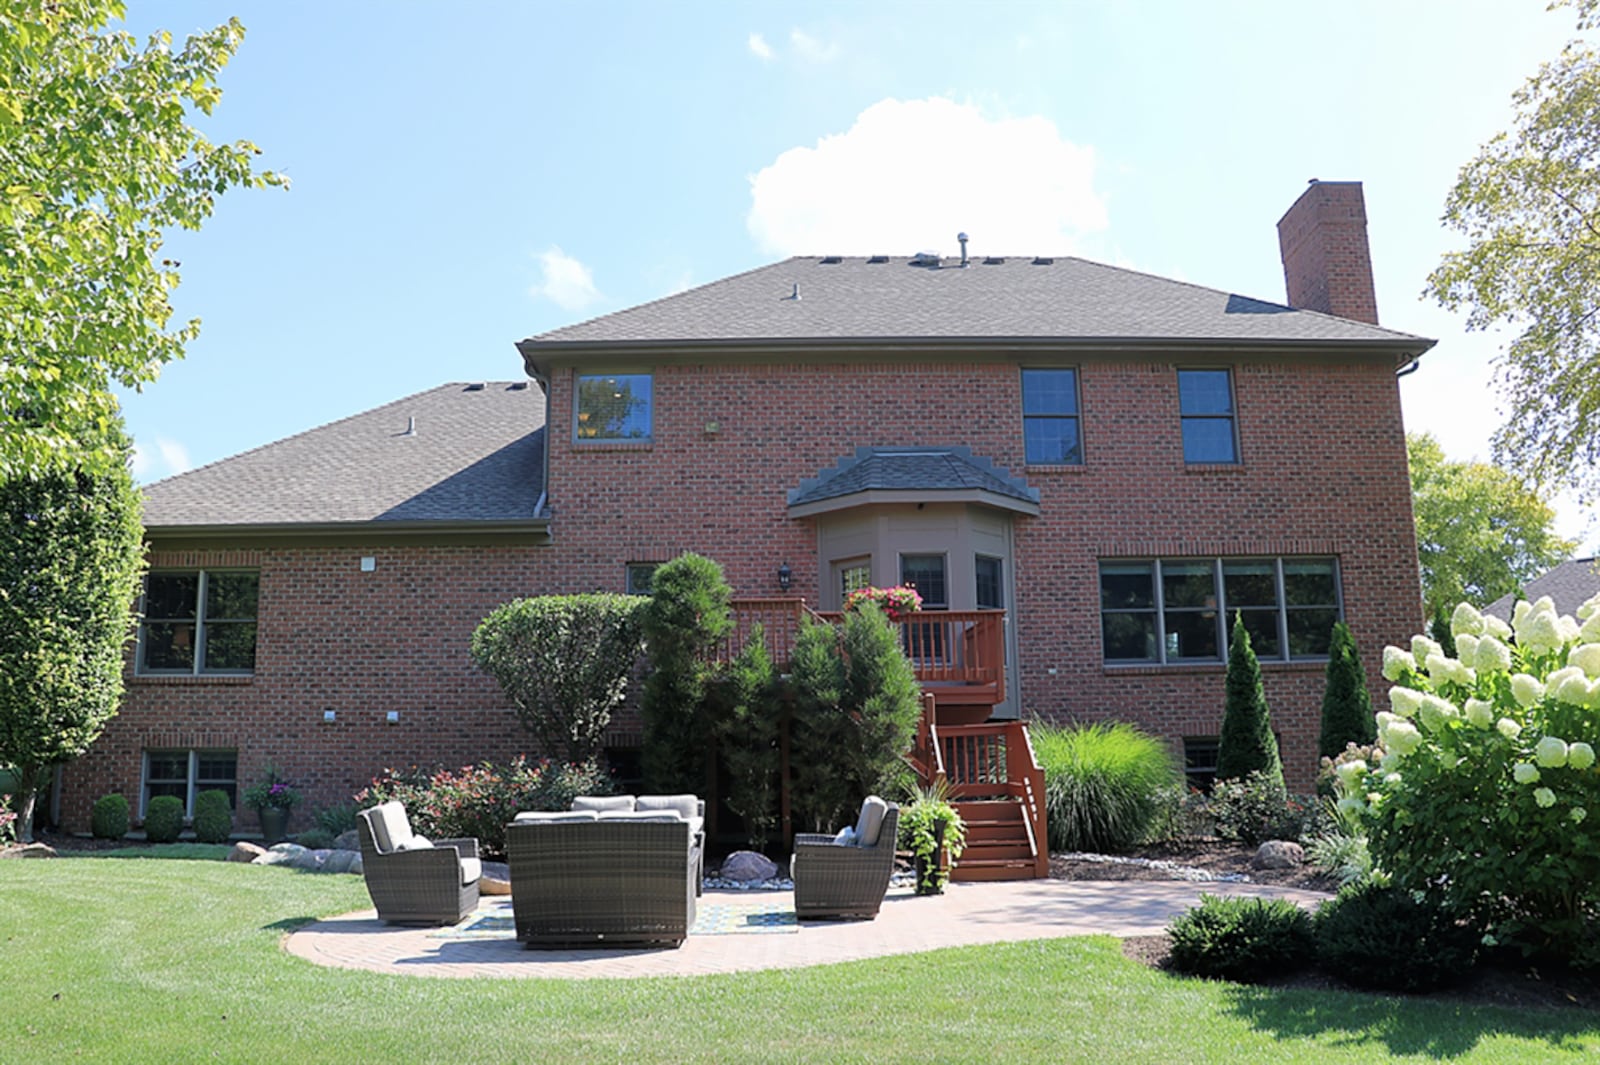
[844,585,923,623]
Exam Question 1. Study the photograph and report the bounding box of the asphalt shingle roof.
[141,382,546,531]
[1484,557,1600,621]
[524,255,1433,353]
[788,446,1039,508]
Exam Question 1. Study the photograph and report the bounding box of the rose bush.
[1346,596,1600,958]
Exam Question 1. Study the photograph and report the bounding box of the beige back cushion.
[368,802,413,853]
[636,794,701,820]
[854,795,889,847]
[514,810,600,824]
[572,795,636,813]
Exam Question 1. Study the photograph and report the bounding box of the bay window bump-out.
[1099,557,1341,665]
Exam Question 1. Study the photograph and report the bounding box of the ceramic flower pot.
[257,806,288,843]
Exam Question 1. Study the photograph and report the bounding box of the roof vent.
[507,381,529,391]
[820,255,842,265]
[983,256,1005,265]
[957,232,969,267]
[910,251,942,267]
[1031,256,1055,266]
[868,254,889,264]
[402,416,417,437]
[464,382,485,391]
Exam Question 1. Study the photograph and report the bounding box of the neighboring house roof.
[1484,557,1600,621]
[787,446,1041,518]
[141,382,546,536]
[520,255,1435,370]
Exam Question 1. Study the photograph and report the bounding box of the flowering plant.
[242,766,302,811]
[843,585,922,622]
[0,794,16,847]
[1343,596,1600,958]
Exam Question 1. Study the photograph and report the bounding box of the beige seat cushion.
[459,857,482,885]
[572,795,636,813]
[854,795,889,847]
[513,810,600,824]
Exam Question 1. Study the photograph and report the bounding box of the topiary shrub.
[192,789,233,843]
[1315,880,1478,991]
[143,795,185,843]
[1210,769,1315,846]
[1032,722,1180,853]
[1167,893,1315,982]
[91,793,130,840]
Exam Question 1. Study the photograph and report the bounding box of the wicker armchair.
[356,801,481,925]
[792,800,900,920]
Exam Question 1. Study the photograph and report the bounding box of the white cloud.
[747,32,774,61]
[130,436,191,483]
[789,28,839,63]
[746,97,1107,257]
[530,246,601,311]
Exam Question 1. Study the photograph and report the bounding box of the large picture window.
[138,570,259,675]
[1021,368,1083,465]
[1099,557,1340,665]
[1178,369,1237,463]
[576,373,653,441]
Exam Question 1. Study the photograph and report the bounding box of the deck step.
[951,857,1040,882]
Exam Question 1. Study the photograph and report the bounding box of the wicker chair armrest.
[435,838,480,859]
[372,846,464,872]
[793,833,840,848]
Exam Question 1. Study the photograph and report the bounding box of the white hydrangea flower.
[1560,616,1583,645]
[1534,595,1557,613]
[1384,719,1423,757]
[1336,797,1366,817]
[1454,633,1481,664]
[1498,717,1524,740]
[1581,594,1600,621]
[1569,742,1596,770]
[1465,698,1495,728]
[1412,634,1443,669]
[1484,614,1514,640]
[1585,681,1600,710]
[1513,600,1533,629]
[1535,787,1558,808]
[1474,636,1513,673]
[1384,772,1403,785]
[1382,645,1413,682]
[1551,668,1592,706]
[1381,750,1404,773]
[1570,644,1600,679]
[1334,759,1368,786]
[1523,610,1566,654]
[1573,807,1589,824]
[1514,762,1541,784]
[1366,791,1382,805]
[1388,687,1423,717]
[1510,673,1546,708]
[1536,736,1570,768]
[1418,694,1460,730]
[1582,613,1600,645]
[1451,602,1486,638]
[1423,653,1473,686]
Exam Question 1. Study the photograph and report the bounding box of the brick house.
[55,180,1432,835]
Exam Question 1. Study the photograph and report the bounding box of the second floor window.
[1021,368,1082,465]
[138,571,259,675]
[576,373,653,441]
[1177,369,1237,463]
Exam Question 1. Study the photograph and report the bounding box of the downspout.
[1395,360,1421,378]
[529,368,551,527]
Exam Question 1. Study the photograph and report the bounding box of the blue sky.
[116,1,1591,546]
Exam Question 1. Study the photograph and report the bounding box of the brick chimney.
[1276,180,1379,325]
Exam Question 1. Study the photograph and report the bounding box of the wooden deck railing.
[923,715,1050,879]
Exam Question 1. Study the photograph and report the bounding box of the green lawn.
[3,858,1599,1063]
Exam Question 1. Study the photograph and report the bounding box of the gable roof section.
[521,256,1434,370]
[788,446,1040,518]
[141,382,546,536]
[1484,557,1600,622]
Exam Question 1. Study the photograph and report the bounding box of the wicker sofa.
[506,802,702,948]
[356,801,482,925]
[792,797,900,920]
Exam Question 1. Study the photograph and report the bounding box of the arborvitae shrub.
[1217,613,1283,786]
[1168,894,1315,982]
[1318,622,1375,758]
[91,793,130,840]
[1315,879,1478,991]
[143,795,185,843]
[192,789,233,843]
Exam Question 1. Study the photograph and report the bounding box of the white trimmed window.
[137,571,259,675]
[1100,557,1341,665]
[143,749,238,818]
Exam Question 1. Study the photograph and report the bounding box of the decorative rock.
[1,843,57,859]
[1252,840,1305,870]
[252,842,307,867]
[480,860,511,895]
[719,850,778,882]
[227,841,267,863]
[333,829,360,852]
[321,849,359,875]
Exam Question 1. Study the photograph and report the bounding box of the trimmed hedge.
[1168,894,1314,982]
[192,789,234,843]
[143,795,185,843]
[91,793,129,840]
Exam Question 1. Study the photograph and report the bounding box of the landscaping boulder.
[1252,840,1304,870]
[253,842,307,867]
[480,860,511,895]
[333,829,359,852]
[1,843,56,859]
[321,849,360,875]
[720,850,778,882]
[227,841,267,863]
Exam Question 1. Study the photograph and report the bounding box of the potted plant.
[900,781,967,895]
[242,765,301,843]
[843,584,922,623]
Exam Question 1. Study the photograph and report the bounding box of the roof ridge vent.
[868,254,889,264]
[464,382,485,391]
[983,256,1005,265]
[910,251,942,267]
[819,255,843,264]
[1031,256,1055,265]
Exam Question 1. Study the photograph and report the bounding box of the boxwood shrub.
[192,789,234,844]
[143,795,185,843]
[90,793,129,840]
[1168,893,1315,982]
[1315,879,1478,991]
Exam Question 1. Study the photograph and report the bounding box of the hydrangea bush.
[1348,596,1600,957]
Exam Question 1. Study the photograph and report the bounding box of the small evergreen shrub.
[192,789,233,843]
[1211,769,1314,846]
[1315,880,1478,991]
[143,795,185,843]
[1032,722,1180,853]
[1217,613,1283,786]
[91,793,130,840]
[294,828,335,850]
[1318,621,1375,758]
[1167,894,1315,982]
[313,801,359,837]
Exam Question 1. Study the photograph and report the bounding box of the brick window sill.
[1184,464,1245,475]
[1103,660,1326,677]
[1023,464,1091,475]
[571,441,653,453]
[127,674,255,686]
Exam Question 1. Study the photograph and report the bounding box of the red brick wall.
[58,352,1421,831]
[1277,181,1380,325]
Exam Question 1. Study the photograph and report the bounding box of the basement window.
[143,749,238,819]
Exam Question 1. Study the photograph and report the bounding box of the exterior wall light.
[777,562,792,592]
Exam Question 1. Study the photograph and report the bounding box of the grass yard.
[3,858,1599,1063]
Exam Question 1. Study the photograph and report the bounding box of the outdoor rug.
[428,898,798,939]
